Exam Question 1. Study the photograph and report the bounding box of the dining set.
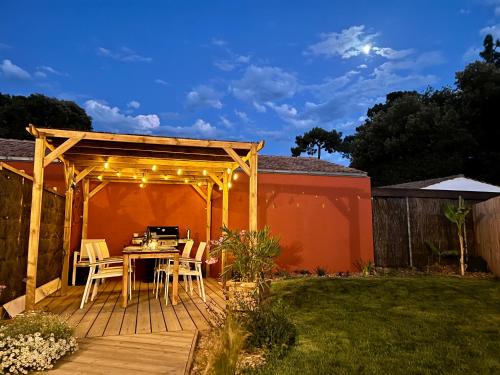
[73,238,207,309]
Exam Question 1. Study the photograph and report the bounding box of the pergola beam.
[28,126,256,150]
[249,145,258,231]
[44,136,84,167]
[25,137,46,310]
[205,183,213,276]
[75,166,95,184]
[61,165,75,294]
[191,184,208,201]
[89,181,109,199]
[224,147,251,176]
[208,172,223,189]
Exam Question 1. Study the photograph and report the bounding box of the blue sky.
[1,1,499,163]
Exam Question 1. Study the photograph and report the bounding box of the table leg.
[172,253,179,305]
[122,254,129,308]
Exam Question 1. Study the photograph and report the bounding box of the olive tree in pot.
[210,226,280,306]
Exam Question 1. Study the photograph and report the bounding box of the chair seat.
[96,267,123,277]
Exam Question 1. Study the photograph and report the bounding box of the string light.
[97,175,103,181]
[141,176,147,183]
[133,175,137,180]
[227,168,231,174]
[228,182,233,189]
[177,169,182,175]
[202,169,207,176]
[197,182,202,187]
[152,165,157,171]
[184,178,189,183]
[116,172,121,177]
[104,162,109,169]
[139,183,145,188]
[233,173,239,181]
[163,175,170,180]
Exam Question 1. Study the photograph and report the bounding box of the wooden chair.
[80,242,123,309]
[72,239,94,286]
[161,241,207,304]
[153,239,194,296]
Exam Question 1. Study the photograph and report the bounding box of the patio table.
[122,246,180,307]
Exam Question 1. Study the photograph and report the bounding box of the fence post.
[406,197,413,267]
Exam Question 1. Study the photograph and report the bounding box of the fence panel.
[473,196,500,276]
[0,166,65,305]
[372,188,496,268]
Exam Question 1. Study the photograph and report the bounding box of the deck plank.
[86,280,121,337]
[148,281,167,333]
[120,279,141,335]
[48,331,197,375]
[136,281,152,334]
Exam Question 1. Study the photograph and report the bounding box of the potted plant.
[209,226,280,305]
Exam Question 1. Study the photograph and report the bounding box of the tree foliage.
[0,93,92,140]
[291,127,342,159]
[342,34,500,186]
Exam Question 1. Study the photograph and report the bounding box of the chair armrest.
[89,259,124,266]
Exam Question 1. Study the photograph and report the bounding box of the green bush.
[242,300,296,357]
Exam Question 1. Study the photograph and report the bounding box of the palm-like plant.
[443,197,471,275]
[210,226,280,294]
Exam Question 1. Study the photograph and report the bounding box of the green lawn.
[253,276,500,375]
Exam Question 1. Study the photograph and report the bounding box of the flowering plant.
[210,226,280,292]
[0,311,78,374]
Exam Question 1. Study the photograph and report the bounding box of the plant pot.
[225,279,271,310]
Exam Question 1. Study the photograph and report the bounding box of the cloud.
[211,38,228,46]
[459,8,471,15]
[36,65,68,77]
[234,110,251,123]
[231,65,298,103]
[253,101,267,113]
[480,24,500,39]
[1,59,31,80]
[155,79,168,85]
[185,85,223,110]
[305,25,378,59]
[127,100,141,109]
[98,47,152,63]
[219,115,233,129]
[305,25,411,60]
[0,43,11,50]
[84,100,160,134]
[463,46,481,62]
[159,118,219,138]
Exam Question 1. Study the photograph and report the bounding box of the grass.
[252,276,500,375]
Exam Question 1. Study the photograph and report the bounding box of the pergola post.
[25,137,46,310]
[205,182,213,276]
[249,145,258,231]
[82,179,90,239]
[60,164,75,294]
[221,171,229,286]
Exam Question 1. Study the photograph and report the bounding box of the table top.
[123,245,178,254]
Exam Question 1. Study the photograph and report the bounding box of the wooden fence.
[0,163,65,306]
[473,196,500,276]
[372,188,499,268]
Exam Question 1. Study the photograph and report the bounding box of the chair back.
[85,242,97,264]
[195,242,207,262]
[94,240,110,259]
[182,240,194,258]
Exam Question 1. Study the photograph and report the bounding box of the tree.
[0,93,92,140]
[444,197,471,276]
[291,127,342,159]
[343,34,500,186]
[479,34,500,67]
[343,90,475,186]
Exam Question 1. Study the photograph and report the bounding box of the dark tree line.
[0,93,92,140]
[292,34,500,186]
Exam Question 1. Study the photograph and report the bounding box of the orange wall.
[5,161,374,273]
[211,173,374,274]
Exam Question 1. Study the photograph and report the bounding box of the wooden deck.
[48,331,198,375]
[35,278,225,338]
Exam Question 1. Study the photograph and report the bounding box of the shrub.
[315,266,327,277]
[295,269,310,276]
[242,300,296,357]
[0,311,78,374]
[205,314,248,375]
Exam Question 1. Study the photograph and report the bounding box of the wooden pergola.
[25,124,263,310]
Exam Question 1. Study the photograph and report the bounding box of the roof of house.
[382,175,500,193]
[0,137,366,177]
